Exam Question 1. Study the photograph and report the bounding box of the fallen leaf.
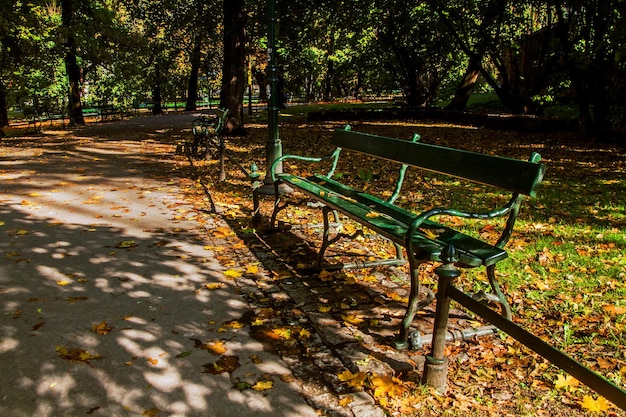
[579,395,611,412]
[56,346,102,364]
[142,408,160,417]
[205,282,225,290]
[554,374,579,390]
[224,269,242,279]
[116,240,137,249]
[92,321,113,335]
[206,341,227,355]
[246,265,259,274]
[339,396,354,407]
[370,375,406,399]
[251,380,273,391]
[602,305,626,316]
[341,313,364,326]
[223,320,245,329]
[203,355,240,374]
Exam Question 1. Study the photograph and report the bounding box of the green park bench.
[21,107,41,133]
[255,126,626,406]
[263,125,545,351]
[187,108,230,179]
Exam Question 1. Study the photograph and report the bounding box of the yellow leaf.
[365,211,380,218]
[318,269,334,282]
[147,357,159,365]
[421,228,438,239]
[554,374,579,390]
[299,328,311,339]
[251,318,265,326]
[339,396,353,407]
[251,380,273,391]
[205,282,225,290]
[337,370,356,382]
[336,370,368,389]
[271,327,292,339]
[56,280,71,286]
[206,341,227,355]
[341,314,364,326]
[117,240,137,248]
[223,320,245,329]
[318,305,332,313]
[579,395,611,412]
[224,269,242,279]
[246,265,259,274]
[370,375,406,399]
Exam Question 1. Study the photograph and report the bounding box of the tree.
[61,0,85,125]
[220,0,246,134]
[374,0,456,107]
[554,0,626,140]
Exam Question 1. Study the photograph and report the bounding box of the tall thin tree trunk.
[61,0,85,126]
[152,63,164,115]
[0,85,8,127]
[220,0,246,134]
[186,40,202,111]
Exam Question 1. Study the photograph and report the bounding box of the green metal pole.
[259,0,284,194]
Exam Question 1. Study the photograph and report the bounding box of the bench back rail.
[332,127,544,197]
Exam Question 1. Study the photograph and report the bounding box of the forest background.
[1,0,626,141]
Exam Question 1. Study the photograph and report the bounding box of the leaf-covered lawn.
[186,116,625,416]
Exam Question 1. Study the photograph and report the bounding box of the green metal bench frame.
[268,125,546,350]
[191,108,229,179]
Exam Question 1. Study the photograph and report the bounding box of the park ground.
[1,108,625,416]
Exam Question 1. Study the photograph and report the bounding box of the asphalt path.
[0,117,320,417]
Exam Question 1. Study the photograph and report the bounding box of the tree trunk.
[152,63,164,115]
[0,85,8,127]
[220,0,246,134]
[61,0,85,126]
[185,40,202,111]
[446,56,481,111]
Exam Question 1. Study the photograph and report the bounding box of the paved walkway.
[0,120,322,416]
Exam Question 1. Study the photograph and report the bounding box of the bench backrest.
[332,127,545,197]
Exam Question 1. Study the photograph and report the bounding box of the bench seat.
[277,173,507,268]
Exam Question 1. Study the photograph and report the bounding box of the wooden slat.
[332,129,546,196]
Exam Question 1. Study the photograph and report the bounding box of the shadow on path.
[0,130,319,416]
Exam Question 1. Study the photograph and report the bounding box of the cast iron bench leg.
[487,264,512,320]
[422,245,461,393]
[395,253,435,350]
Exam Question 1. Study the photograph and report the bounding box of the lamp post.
[259,0,286,194]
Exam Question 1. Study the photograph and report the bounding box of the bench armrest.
[406,194,521,250]
[271,147,342,181]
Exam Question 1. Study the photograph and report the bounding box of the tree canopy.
[1,0,625,140]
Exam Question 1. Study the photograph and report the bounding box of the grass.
[259,118,621,413]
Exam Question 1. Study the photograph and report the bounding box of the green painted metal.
[268,126,546,350]
[448,285,626,410]
[332,127,546,197]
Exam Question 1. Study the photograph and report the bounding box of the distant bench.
[260,125,546,350]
